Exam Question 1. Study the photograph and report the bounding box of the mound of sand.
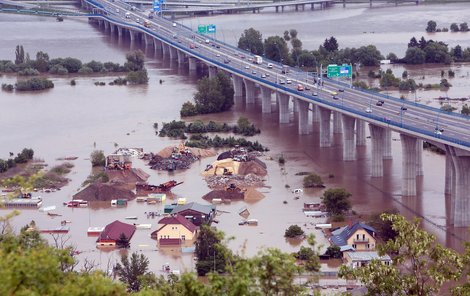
[106,168,150,184]
[202,189,244,202]
[244,187,264,200]
[238,160,267,176]
[73,183,135,202]
[157,146,216,158]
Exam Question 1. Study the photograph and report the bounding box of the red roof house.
[96,220,136,247]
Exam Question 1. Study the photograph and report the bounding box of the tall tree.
[15,45,25,65]
[125,50,145,71]
[237,28,264,55]
[323,37,339,52]
[426,20,437,33]
[264,36,290,63]
[408,37,418,48]
[339,214,464,296]
[194,225,230,276]
[35,51,49,72]
[115,252,150,292]
[215,72,234,111]
[321,188,351,215]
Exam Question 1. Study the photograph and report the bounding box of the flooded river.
[1,3,470,273]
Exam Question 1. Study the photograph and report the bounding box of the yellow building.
[151,214,197,245]
[330,222,377,252]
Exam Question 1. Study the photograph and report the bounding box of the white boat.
[40,205,56,212]
[135,223,151,229]
[125,216,138,220]
[246,219,258,225]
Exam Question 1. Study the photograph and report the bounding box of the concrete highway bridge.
[2,0,470,226]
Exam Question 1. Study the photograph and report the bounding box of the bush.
[48,64,68,75]
[180,101,198,117]
[126,69,148,84]
[16,77,54,91]
[18,67,39,76]
[325,246,342,259]
[2,83,14,91]
[303,173,323,188]
[78,66,93,74]
[90,150,105,167]
[85,60,104,72]
[284,225,304,238]
[70,79,76,86]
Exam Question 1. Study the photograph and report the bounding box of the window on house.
[352,244,357,249]
[367,244,370,249]
[356,234,360,240]
[181,235,186,240]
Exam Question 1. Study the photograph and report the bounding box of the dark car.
[333,96,339,100]
[376,101,384,106]
[401,106,408,111]
[223,58,230,64]
[216,45,220,49]
[338,89,344,92]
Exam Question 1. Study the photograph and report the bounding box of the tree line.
[0,148,34,173]
[426,20,469,33]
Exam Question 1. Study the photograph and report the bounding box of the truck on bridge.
[253,55,263,65]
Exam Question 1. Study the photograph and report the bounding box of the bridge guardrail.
[86,6,470,148]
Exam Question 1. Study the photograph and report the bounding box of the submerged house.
[170,202,216,226]
[329,222,377,252]
[151,214,197,245]
[96,220,136,247]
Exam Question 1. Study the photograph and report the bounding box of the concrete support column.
[369,124,385,177]
[445,153,453,195]
[293,99,299,113]
[260,86,272,113]
[110,23,115,34]
[243,79,256,104]
[144,34,153,47]
[297,99,309,135]
[208,66,217,78]
[129,30,136,42]
[169,47,177,60]
[188,57,197,71]
[277,93,290,124]
[342,114,356,161]
[333,111,342,134]
[177,50,185,64]
[383,128,392,160]
[162,43,169,56]
[400,134,418,196]
[445,145,470,227]
[312,104,320,123]
[416,139,424,176]
[356,119,366,146]
[154,39,162,51]
[232,75,243,97]
[117,26,123,37]
[319,106,331,147]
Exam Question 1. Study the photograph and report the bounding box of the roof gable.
[157,214,197,233]
[330,222,375,247]
[97,220,136,242]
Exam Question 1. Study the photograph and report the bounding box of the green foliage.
[321,188,352,216]
[158,120,186,138]
[461,104,470,116]
[352,81,369,90]
[440,78,452,88]
[18,67,39,76]
[180,101,198,117]
[404,47,426,64]
[85,60,104,72]
[339,214,464,296]
[125,50,145,71]
[399,79,417,91]
[126,69,149,85]
[70,79,76,86]
[426,20,437,32]
[450,23,459,32]
[367,210,399,242]
[115,252,149,291]
[90,150,105,167]
[460,22,469,32]
[82,171,109,186]
[380,70,400,88]
[192,74,233,114]
[325,245,342,259]
[195,225,230,276]
[62,57,82,73]
[264,36,290,63]
[237,27,264,55]
[49,64,69,75]
[402,70,408,78]
[323,36,338,52]
[185,134,267,152]
[15,45,25,65]
[1,83,14,92]
[303,173,323,188]
[441,104,456,112]
[78,66,94,74]
[284,225,304,238]
[15,77,54,91]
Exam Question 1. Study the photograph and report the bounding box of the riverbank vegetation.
[0,148,34,173]
[1,162,73,190]
[0,46,148,87]
[185,134,267,152]
[180,72,234,116]
[426,20,469,33]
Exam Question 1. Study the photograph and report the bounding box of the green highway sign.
[327,64,352,78]
[197,25,206,34]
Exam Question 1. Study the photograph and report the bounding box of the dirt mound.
[202,189,244,202]
[157,146,216,158]
[106,168,150,184]
[238,160,267,176]
[73,183,135,202]
[244,187,264,200]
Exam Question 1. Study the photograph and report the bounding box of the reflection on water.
[0,5,469,273]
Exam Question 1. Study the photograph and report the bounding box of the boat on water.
[238,219,258,226]
[134,223,151,229]
[47,212,62,217]
[64,200,88,208]
[125,216,138,220]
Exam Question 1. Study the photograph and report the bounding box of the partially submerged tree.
[115,252,149,292]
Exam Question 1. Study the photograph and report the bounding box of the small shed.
[96,220,136,247]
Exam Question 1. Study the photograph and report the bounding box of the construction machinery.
[136,181,183,195]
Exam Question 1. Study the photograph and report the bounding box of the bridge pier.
[277,93,290,124]
[319,106,331,147]
[445,154,453,195]
[243,79,256,104]
[177,50,185,64]
[260,86,272,113]
[169,46,177,60]
[110,23,115,34]
[416,139,424,176]
[332,111,342,134]
[311,3,314,10]
[188,57,197,72]
[232,75,243,97]
[312,104,320,123]
[369,124,385,177]
[444,145,470,226]
[356,119,366,146]
[383,128,392,160]
[162,43,169,56]
[297,99,309,135]
[154,38,162,53]
[342,114,356,161]
[117,26,123,37]
[143,34,153,47]
[400,134,418,196]
[103,20,109,32]
[208,66,217,78]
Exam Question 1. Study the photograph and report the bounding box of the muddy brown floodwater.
[1,3,470,273]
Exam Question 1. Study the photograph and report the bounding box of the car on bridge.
[365,107,372,113]
[172,22,177,27]
[401,106,408,111]
[190,43,195,49]
[376,100,384,106]
[267,63,273,69]
[333,96,339,100]
[279,80,285,84]
[297,84,304,91]
[331,91,338,96]
[312,92,318,96]
[286,79,292,84]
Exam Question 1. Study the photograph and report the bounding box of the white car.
[365,107,372,113]
[261,73,267,78]
[267,63,273,69]
[244,65,250,69]
[172,23,177,27]
[286,79,292,84]
[216,54,220,57]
